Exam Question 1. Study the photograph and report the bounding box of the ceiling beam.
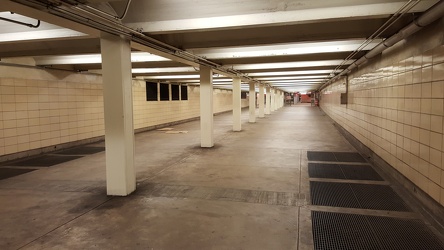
[123,1,434,34]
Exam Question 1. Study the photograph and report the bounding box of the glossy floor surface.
[0,104,442,250]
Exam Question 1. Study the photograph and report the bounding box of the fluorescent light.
[263,79,325,83]
[34,52,169,65]
[131,52,170,62]
[190,39,381,59]
[229,60,354,70]
[255,75,329,81]
[246,70,335,76]
[143,75,200,79]
[132,67,197,73]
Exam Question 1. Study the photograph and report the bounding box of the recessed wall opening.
[171,84,180,101]
[160,83,169,101]
[146,82,158,101]
[181,85,188,100]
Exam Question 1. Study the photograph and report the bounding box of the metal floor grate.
[0,168,36,180]
[138,182,306,206]
[312,211,378,250]
[312,211,444,250]
[310,181,410,211]
[308,163,345,179]
[307,151,367,163]
[4,155,83,167]
[307,151,336,162]
[54,146,105,155]
[308,163,383,181]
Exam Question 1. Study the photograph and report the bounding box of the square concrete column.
[200,65,214,147]
[249,82,256,123]
[280,91,284,108]
[270,88,275,112]
[258,84,265,118]
[274,89,278,111]
[265,86,271,115]
[232,77,241,131]
[100,33,135,196]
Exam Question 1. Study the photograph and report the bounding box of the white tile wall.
[321,44,444,206]
[0,68,247,157]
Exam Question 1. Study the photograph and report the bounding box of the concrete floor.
[0,104,442,249]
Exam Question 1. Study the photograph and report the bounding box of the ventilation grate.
[308,163,345,179]
[4,155,83,167]
[312,211,378,250]
[312,211,444,250]
[308,163,383,181]
[340,164,383,181]
[307,151,336,162]
[307,151,366,163]
[54,146,105,155]
[334,152,367,162]
[310,181,410,211]
[0,168,36,180]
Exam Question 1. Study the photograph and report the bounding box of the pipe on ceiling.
[0,12,40,28]
[320,0,444,90]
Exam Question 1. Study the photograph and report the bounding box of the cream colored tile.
[17,143,30,152]
[419,143,430,161]
[29,133,41,142]
[17,127,29,136]
[15,94,29,103]
[0,86,15,95]
[421,82,432,98]
[4,145,18,155]
[423,50,434,67]
[4,136,18,146]
[419,114,431,130]
[430,131,442,150]
[4,128,17,137]
[431,81,444,98]
[431,99,444,115]
[1,95,15,103]
[441,187,444,206]
[431,115,443,133]
[29,141,41,149]
[411,99,421,113]
[433,46,444,64]
[441,170,444,185]
[432,63,444,81]
[2,103,16,112]
[405,84,413,98]
[413,68,422,83]
[3,120,17,129]
[428,181,441,202]
[430,148,442,168]
[419,128,431,145]
[17,135,30,144]
[422,66,433,82]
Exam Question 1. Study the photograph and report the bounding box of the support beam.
[100,33,135,196]
[258,84,265,118]
[249,82,256,123]
[232,77,242,131]
[200,65,214,147]
[265,86,271,115]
